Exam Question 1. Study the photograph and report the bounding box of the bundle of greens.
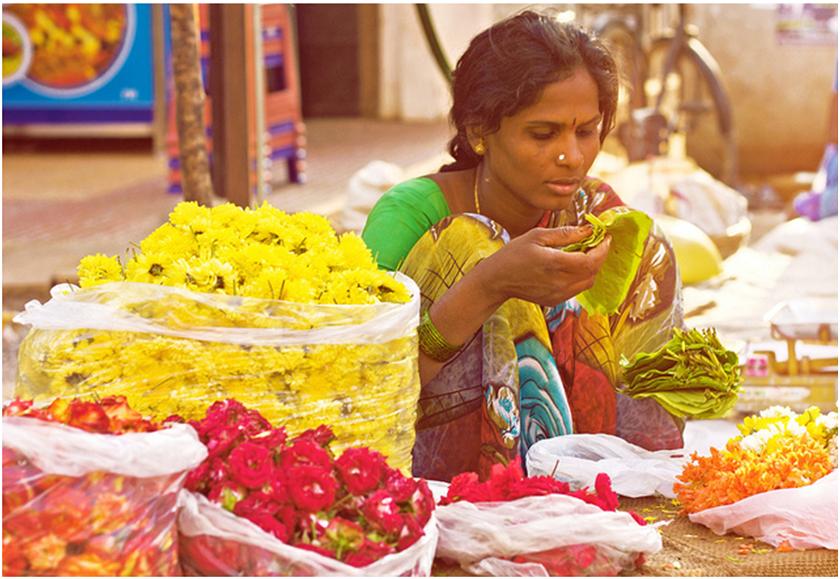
[619,328,742,419]
[562,208,652,316]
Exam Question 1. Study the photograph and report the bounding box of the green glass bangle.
[418,309,463,363]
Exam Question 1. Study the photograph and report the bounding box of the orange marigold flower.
[674,434,832,514]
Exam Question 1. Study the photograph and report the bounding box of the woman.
[362,11,683,481]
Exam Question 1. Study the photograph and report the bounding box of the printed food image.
[2,20,24,78]
[5,4,127,89]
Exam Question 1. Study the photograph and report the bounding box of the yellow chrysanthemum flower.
[77,254,124,287]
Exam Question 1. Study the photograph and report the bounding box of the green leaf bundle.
[619,328,742,419]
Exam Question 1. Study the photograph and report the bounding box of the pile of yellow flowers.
[15,202,421,472]
[674,406,837,513]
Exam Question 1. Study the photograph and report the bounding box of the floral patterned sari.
[401,178,684,481]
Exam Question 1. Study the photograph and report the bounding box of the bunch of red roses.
[175,399,435,569]
[3,397,180,576]
[439,461,647,576]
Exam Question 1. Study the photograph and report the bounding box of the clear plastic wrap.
[14,275,420,472]
[688,470,838,550]
[2,417,207,576]
[434,494,662,576]
[177,491,438,576]
[525,433,687,498]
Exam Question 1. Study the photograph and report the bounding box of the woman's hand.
[476,225,611,308]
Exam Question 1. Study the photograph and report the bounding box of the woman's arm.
[419,226,611,384]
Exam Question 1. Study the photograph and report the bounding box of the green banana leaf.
[619,328,742,419]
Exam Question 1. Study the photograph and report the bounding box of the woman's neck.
[474,165,543,238]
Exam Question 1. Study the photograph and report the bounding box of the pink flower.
[228,442,274,489]
[249,428,288,454]
[295,543,336,559]
[208,457,230,484]
[204,424,243,459]
[361,490,404,535]
[287,465,339,512]
[267,467,290,503]
[280,439,332,471]
[507,475,569,500]
[487,461,525,500]
[345,539,396,567]
[442,471,480,505]
[335,447,386,495]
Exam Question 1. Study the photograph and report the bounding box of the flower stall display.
[433,461,662,576]
[176,400,438,576]
[2,397,207,576]
[13,201,422,472]
[675,406,838,549]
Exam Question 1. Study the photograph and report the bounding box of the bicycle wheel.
[646,36,739,186]
[597,20,647,133]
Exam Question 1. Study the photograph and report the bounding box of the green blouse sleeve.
[361,177,451,271]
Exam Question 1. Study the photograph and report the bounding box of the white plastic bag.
[13,275,421,472]
[435,493,662,576]
[688,470,838,550]
[526,434,688,498]
[3,417,207,576]
[177,491,439,576]
[341,161,404,233]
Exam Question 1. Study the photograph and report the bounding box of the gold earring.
[473,139,486,155]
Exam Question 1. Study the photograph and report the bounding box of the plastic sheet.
[14,276,421,472]
[525,433,687,498]
[177,491,439,576]
[2,416,207,576]
[688,470,838,550]
[435,494,662,576]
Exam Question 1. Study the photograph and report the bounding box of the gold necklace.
[473,165,481,214]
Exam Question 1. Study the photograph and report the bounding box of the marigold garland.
[674,406,837,514]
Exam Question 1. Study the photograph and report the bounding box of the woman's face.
[481,66,602,213]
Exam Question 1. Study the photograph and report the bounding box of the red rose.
[384,468,417,503]
[162,414,185,425]
[208,457,230,484]
[185,461,210,493]
[280,440,332,471]
[396,515,425,551]
[233,491,281,518]
[287,466,339,512]
[361,490,404,535]
[292,425,335,447]
[335,447,386,496]
[267,468,290,503]
[345,539,395,567]
[249,428,288,454]
[244,511,291,542]
[228,442,274,489]
[240,409,271,436]
[204,425,244,459]
[407,480,435,526]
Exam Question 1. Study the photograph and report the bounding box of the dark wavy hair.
[441,10,619,172]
